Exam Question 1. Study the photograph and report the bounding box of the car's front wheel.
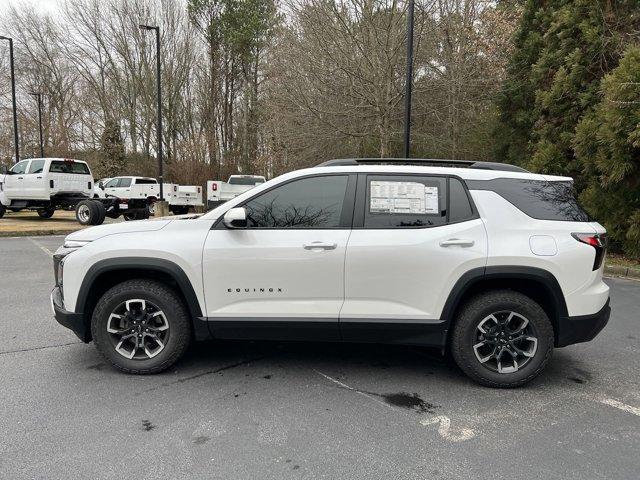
[451,290,554,388]
[91,279,192,374]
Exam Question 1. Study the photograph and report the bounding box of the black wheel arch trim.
[440,266,569,346]
[76,257,206,338]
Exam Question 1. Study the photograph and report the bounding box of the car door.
[340,174,488,344]
[3,160,30,199]
[23,159,46,199]
[103,178,121,197]
[202,173,356,341]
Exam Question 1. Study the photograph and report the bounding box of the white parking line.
[28,237,54,257]
[600,398,640,417]
[419,416,475,442]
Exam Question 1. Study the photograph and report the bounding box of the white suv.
[51,159,610,387]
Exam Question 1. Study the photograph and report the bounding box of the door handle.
[36,176,42,179]
[439,238,474,247]
[17,176,24,180]
[303,241,337,250]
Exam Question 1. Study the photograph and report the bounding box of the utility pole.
[0,36,19,162]
[139,24,164,200]
[403,0,415,159]
[29,92,44,157]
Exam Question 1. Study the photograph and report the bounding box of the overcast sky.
[0,0,61,16]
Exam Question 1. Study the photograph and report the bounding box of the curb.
[0,229,80,238]
[604,264,640,280]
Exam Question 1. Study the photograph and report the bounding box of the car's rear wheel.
[451,290,554,388]
[91,279,192,374]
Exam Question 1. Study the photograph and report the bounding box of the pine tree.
[574,46,640,256]
[100,118,126,178]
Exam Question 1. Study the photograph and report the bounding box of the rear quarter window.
[467,178,590,222]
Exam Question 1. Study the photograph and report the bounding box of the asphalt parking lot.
[1,235,639,480]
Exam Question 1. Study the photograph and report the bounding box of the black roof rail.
[316,158,529,173]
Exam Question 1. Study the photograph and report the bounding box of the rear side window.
[135,178,157,185]
[49,161,90,175]
[468,178,590,222]
[28,160,45,174]
[243,175,349,228]
[119,178,132,188]
[364,175,447,228]
[449,177,475,223]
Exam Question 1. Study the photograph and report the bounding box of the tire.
[91,279,192,374]
[94,201,106,225]
[0,203,5,219]
[37,208,55,218]
[170,206,189,215]
[451,290,554,388]
[76,200,103,225]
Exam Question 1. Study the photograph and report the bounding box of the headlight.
[53,239,91,288]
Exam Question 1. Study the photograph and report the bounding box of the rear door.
[202,173,356,340]
[23,159,46,199]
[341,174,487,344]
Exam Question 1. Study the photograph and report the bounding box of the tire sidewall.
[91,282,190,373]
[453,292,554,387]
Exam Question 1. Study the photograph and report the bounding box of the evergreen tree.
[100,118,126,178]
[495,0,638,183]
[574,46,640,256]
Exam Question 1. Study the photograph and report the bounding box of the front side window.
[243,175,349,228]
[9,160,29,174]
[104,178,119,188]
[28,160,45,174]
[364,175,447,228]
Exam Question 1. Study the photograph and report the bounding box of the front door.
[202,173,356,341]
[3,160,30,200]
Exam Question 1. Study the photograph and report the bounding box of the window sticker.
[370,181,439,214]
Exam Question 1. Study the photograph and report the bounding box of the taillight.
[572,233,607,270]
[173,185,177,192]
[197,186,201,193]
[50,180,54,188]
[212,183,217,191]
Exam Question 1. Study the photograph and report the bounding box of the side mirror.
[223,207,247,228]
[1,165,7,175]
[99,182,105,190]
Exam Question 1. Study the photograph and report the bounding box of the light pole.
[0,35,19,162]
[139,24,164,201]
[403,0,415,159]
[29,92,44,157]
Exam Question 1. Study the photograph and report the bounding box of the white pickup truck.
[207,174,266,209]
[0,157,93,218]
[95,176,203,215]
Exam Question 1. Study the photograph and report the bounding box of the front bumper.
[51,286,89,342]
[556,298,611,347]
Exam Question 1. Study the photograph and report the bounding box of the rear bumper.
[51,286,89,342]
[556,298,610,347]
